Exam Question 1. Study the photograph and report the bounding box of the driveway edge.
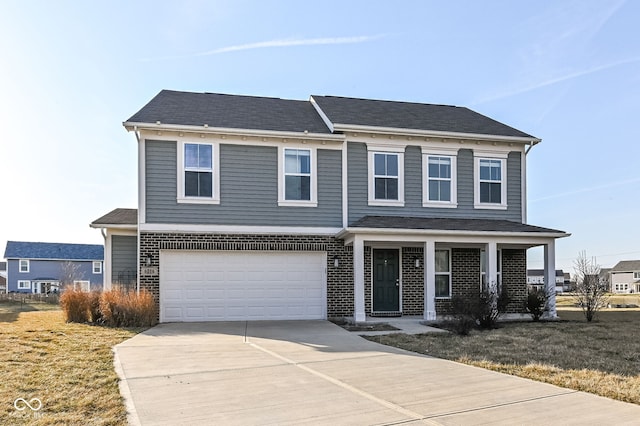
[113,346,141,426]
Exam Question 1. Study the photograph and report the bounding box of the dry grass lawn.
[366,308,640,405]
[0,301,142,425]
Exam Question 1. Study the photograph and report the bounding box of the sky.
[0,0,638,273]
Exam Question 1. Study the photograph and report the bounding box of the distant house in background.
[3,241,104,293]
[610,260,640,294]
[527,269,567,293]
[0,261,7,293]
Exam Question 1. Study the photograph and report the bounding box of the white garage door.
[160,251,326,322]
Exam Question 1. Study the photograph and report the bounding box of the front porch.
[338,216,570,323]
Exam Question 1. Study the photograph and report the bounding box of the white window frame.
[19,259,29,273]
[92,261,102,274]
[474,152,508,210]
[73,280,91,292]
[176,141,220,204]
[17,280,31,290]
[277,146,317,207]
[435,249,452,299]
[367,145,405,207]
[634,272,640,279]
[422,148,458,208]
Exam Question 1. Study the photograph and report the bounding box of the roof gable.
[91,208,137,227]
[4,241,104,261]
[611,260,640,272]
[311,95,536,139]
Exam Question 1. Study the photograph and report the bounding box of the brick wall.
[402,247,424,315]
[436,248,481,315]
[139,232,354,318]
[501,249,527,313]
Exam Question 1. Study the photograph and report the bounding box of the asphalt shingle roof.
[611,260,640,272]
[350,216,565,234]
[4,241,104,261]
[311,95,535,138]
[91,208,138,226]
[126,90,332,134]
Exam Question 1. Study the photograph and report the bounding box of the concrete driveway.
[114,321,640,425]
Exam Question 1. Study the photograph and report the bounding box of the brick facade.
[139,233,527,320]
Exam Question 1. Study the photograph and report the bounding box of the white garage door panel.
[160,251,326,322]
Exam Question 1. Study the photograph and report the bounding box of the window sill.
[423,202,458,209]
[368,199,405,207]
[278,200,318,208]
[177,197,220,205]
[435,296,452,300]
[474,203,508,210]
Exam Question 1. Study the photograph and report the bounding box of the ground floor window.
[435,249,451,298]
[73,280,91,292]
[615,283,629,292]
[17,280,30,290]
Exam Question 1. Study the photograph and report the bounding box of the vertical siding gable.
[112,235,137,280]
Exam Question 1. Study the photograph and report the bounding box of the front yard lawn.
[0,301,143,425]
[365,309,640,405]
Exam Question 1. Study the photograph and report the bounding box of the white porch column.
[544,240,557,318]
[353,235,366,323]
[424,240,436,320]
[485,242,498,293]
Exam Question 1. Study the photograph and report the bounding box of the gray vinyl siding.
[111,235,137,280]
[347,142,522,224]
[145,140,342,226]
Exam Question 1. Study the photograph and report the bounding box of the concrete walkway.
[114,321,640,425]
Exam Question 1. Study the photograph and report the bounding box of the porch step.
[370,311,402,318]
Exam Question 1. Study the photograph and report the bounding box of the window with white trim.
[474,154,507,209]
[367,149,405,206]
[423,153,457,207]
[615,283,629,292]
[278,147,317,207]
[18,280,31,290]
[19,259,29,273]
[92,261,102,274]
[73,280,91,292]
[435,249,451,298]
[634,272,640,279]
[177,141,220,204]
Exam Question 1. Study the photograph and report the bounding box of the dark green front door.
[373,249,400,312]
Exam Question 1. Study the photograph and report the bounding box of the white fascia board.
[139,223,342,236]
[337,227,570,241]
[334,123,541,144]
[89,224,137,231]
[123,121,344,143]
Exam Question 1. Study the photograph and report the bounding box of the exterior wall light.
[415,257,421,268]
[333,255,340,268]
[145,254,153,267]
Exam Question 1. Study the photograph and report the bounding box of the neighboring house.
[91,90,569,323]
[610,260,640,293]
[527,269,566,293]
[3,241,104,293]
[0,261,7,293]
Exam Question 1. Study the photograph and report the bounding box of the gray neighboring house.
[610,260,640,293]
[91,90,570,323]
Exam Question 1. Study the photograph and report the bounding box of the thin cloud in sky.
[141,34,385,61]
[530,177,640,203]
[473,56,640,105]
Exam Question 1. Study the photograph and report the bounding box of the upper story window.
[422,150,458,208]
[92,261,102,274]
[177,141,220,204]
[19,259,29,273]
[435,249,451,298]
[367,147,405,206]
[634,272,640,279]
[278,147,317,207]
[474,152,508,210]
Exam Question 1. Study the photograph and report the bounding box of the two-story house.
[91,90,569,323]
[610,260,640,293]
[3,241,104,293]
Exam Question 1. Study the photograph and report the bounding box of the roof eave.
[122,121,343,142]
[332,123,540,144]
[337,227,570,240]
[89,223,137,230]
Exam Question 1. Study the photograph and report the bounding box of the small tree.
[573,251,609,322]
[59,261,84,290]
[525,288,546,321]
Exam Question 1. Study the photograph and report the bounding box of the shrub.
[525,288,546,321]
[100,289,158,328]
[448,296,476,335]
[60,289,91,323]
[88,291,102,323]
[448,286,510,334]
